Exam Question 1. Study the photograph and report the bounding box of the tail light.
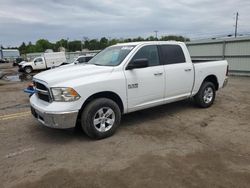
[226,65,229,76]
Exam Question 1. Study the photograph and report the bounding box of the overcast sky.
[0,0,250,46]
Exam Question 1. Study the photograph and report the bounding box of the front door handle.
[154,72,163,76]
[185,68,192,72]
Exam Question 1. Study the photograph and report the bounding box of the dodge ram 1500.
[30,41,228,139]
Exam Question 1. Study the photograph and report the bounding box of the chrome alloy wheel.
[203,87,214,104]
[93,107,115,132]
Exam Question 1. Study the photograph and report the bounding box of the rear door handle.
[185,68,192,72]
[154,72,163,76]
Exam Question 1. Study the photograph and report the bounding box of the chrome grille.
[33,81,51,102]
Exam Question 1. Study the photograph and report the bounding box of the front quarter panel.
[59,68,128,113]
[22,62,34,69]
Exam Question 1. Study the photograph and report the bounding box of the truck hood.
[19,61,31,66]
[19,61,27,65]
[33,64,114,86]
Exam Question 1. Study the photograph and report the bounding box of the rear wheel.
[24,66,32,74]
[81,98,121,139]
[194,81,216,108]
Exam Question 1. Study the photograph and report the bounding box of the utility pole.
[154,30,158,40]
[83,37,88,49]
[0,45,2,59]
[67,38,70,59]
[234,12,239,38]
[81,37,83,52]
[66,38,69,51]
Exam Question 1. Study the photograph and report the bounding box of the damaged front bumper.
[30,105,78,129]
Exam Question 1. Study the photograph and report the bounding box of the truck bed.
[191,60,228,96]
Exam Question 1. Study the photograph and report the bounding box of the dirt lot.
[0,63,250,188]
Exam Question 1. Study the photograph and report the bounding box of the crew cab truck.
[19,52,66,73]
[30,41,228,139]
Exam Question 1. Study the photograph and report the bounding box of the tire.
[24,66,32,74]
[81,98,121,139]
[194,81,216,108]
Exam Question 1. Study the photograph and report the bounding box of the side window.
[78,57,86,63]
[160,45,186,65]
[34,58,42,63]
[132,45,160,67]
[85,56,92,62]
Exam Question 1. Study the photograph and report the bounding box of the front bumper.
[30,105,78,129]
[18,65,24,72]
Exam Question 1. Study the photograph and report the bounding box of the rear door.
[159,44,194,100]
[124,45,165,111]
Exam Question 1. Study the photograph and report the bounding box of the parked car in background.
[13,57,25,66]
[74,55,94,64]
[62,54,95,66]
[30,41,228,139]
[0,59,9,63]
[18,52,66,73]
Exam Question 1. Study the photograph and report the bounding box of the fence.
[186,36,250,76]
[25,38,250,76]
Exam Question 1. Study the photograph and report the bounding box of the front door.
[124,45,165,112]
[34,57,45,70]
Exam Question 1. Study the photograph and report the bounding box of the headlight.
[51,87,80,102]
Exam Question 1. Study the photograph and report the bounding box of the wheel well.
[77,91,124,120]
[203,75,219,90]
[24,66,33,70]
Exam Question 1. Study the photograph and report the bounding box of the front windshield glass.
[88,45,135,66]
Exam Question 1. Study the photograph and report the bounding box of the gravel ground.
[0,64,250,188]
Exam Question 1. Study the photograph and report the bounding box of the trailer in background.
[0,49,20,61]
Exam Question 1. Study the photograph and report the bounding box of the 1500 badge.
[128,83,138,89]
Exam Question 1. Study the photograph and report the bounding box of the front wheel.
[24,66,33,74]
[81,98,121,139]
[194,81,216,108]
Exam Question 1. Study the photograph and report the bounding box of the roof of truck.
[115,41,184,46]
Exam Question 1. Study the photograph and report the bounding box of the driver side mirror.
[126,58,149,70]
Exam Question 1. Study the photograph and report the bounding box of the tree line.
[4,35,190,54]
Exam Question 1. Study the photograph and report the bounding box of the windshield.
[87,45,135,66]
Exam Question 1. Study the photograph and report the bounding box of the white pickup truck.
[30,41,228,139]
[19,52,66,73]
